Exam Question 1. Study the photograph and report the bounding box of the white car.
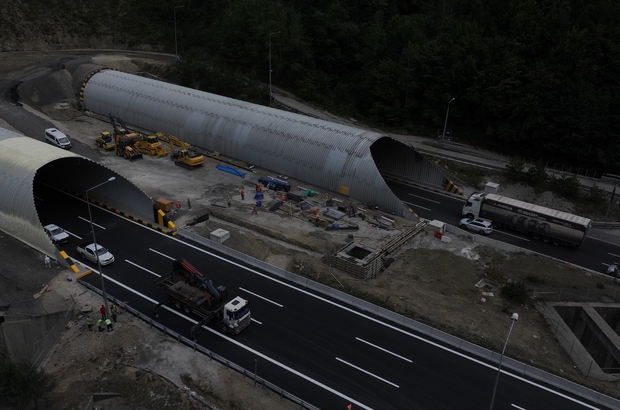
[459,217,493,235]
[77,243,115,265]
[44,224,70,244]
[606,264,619,277]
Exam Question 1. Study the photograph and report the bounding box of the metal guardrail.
[175,228,620,410]
[592,221,620,228]
[77,280,319,410]
[76,228,620,410]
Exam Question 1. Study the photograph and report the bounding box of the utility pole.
[269,31,281,103]
[442,97,455,143]
[174,5,185,58]
[607,185,617,219]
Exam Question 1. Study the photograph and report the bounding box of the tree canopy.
[7,0,618,174]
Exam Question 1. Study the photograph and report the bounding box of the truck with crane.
[153,259,251,338]
[461,192,591,247]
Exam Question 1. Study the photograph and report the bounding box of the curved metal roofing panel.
[0,129,78,258]
[83,70,405,213]
[0,127,155,260]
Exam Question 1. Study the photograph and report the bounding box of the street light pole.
[174,5,185,58]
[441,97,455,143]
[489,312,519,410]
[86,177,116,318]
[269,31,280,103]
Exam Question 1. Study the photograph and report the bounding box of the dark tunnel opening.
[33,157,155,226]
[369,137,448,188]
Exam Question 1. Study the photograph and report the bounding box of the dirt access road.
[1,51,620,409]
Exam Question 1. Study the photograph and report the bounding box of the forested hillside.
[2,0,619,174]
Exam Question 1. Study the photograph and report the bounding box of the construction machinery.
[159,132,205,169]
[133,134,169,157]
[115,133,143,161]
[108,113,143,161]
[95,131,116,150]
[154,259,251,338]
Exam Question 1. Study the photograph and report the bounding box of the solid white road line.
[355,337,412,363]
[511,404,526,409]
[65,230,81,240]
[125,260,161,277]
[149,248,175,260]
[408,193,441,203]
[589,236,620,246]
[156,231,602,409]
[239,287,283,307]
[251,318,262,324]
[494,230,531,241]
[87,270,373,410]
[335,357,399,388]
[402,200,431,211]
[78,215,106,230]
[93,211,602,409]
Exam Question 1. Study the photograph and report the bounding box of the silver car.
[459,217,493,235]
[44,224,70,244]
[606,264,619,277]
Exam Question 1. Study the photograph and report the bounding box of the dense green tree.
[46,0,620,175]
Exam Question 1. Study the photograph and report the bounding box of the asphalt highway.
[34,183,612,409]
[388,180,620,276]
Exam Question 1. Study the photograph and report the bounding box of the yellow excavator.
[134,134,169,157]
[158,132,204,169]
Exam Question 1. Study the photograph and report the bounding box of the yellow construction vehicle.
[134,134,169,157]
[107,113,143,161]
[115,133,143,161]
[158,132,204,169]
[95,131,116,150]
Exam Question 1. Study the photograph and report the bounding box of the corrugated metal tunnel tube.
[0,127,155,261]
[82,70,454,216]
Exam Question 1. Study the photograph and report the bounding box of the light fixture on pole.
[442,97,455,143]
[269,31,281,103]
[174,5,185,58]
[489,312,519,410]
[86,176,116,319]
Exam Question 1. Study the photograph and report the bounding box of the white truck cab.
[222,297,251,335]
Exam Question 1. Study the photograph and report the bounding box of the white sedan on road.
[459,217,493,235]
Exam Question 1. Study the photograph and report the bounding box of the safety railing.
[78,280,319,410]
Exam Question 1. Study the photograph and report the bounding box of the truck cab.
[222,297,251,335]
[462,192,484,218]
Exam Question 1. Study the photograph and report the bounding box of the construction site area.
[3,52,620,408]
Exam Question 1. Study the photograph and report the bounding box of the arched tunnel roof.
[82,70,453,215]
[0,127,154,259]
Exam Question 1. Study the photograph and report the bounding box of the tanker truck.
[461,192,591,248]
[154,258,251,338]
